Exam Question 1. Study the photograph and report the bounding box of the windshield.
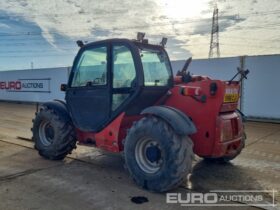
[139,47,172,86]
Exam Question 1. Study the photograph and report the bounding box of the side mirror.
[60,84,68,92]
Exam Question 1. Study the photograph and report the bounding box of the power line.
[1,38,279,51]
[0,40,278,57]
[0,10,278,37]
[0,10,279,38]
[0,9,128,19]
[1,48,77,53]
[0,18,278,39]
[1,9,279,20]
[0,53,75,58]
[1,30,279,46]
[220,35,280,42]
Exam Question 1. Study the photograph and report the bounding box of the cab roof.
[81,38,165,50]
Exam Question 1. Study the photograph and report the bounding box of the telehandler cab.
[32,33,247,192]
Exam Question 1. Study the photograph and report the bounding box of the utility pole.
[31,61,34,70]
[208,4,220,58]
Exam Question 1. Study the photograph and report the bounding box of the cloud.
[0,0,280,61]
[166,37,192,60]
[0,23,10,28]
[0,0,163,44]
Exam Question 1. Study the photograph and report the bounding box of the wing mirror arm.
[60,84,68,92]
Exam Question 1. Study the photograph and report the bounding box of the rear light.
[220,120,233,142]
[180,86,202,96]
[220,114,242,142]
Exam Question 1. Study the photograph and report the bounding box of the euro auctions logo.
[0,81,21,90]
[166,190,277,207]
[0,79,50,93]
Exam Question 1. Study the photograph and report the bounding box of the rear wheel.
[32,106,76,160]
[124,116,193,192]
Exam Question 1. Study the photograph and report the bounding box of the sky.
[0,0,280,71]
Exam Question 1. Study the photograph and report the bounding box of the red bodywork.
[76,75,244,158]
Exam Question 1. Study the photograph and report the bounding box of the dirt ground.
[0,101,279,210]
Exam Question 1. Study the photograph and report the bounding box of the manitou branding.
[0,79,50,92]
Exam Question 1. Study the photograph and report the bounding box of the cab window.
[71,46,107,87]
[113,46,136,88]
[140,49,172,86]
[112,45,136,111]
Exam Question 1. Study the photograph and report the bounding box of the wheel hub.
[45,124,55,140]
[39,121,55,146]
[146,145,161,163]
[135,138,163,174]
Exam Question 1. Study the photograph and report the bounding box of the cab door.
[65,44,111,131]
[111,44,138,113]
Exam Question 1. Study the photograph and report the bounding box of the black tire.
[124,116,193,192]
[32,106,76,160]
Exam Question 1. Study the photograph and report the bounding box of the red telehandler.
[32,33,248,192]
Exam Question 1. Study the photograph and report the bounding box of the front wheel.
[124,116,193,192]
[32,106,76,160]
